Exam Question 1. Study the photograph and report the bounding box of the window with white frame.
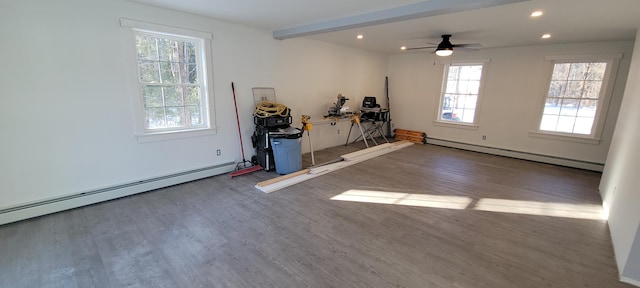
[121,19,214,139]
[537,55,621,139]
[438,63,486,124]
[136,32,207,131]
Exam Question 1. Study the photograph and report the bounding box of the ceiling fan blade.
[405,46,437,50]
[453,43,482,48]
[455,47,479,52]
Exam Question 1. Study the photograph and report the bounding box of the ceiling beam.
[273,0,530,40]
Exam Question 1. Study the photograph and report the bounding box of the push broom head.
[229,160,262,178]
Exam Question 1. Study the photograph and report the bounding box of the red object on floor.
[229,165,263,178]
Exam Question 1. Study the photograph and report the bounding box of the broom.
[229,82,263,178]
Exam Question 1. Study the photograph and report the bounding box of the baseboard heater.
[0,162,236,226]
[426,137,604,172]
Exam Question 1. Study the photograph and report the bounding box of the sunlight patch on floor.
[473,198,605,220]
[330,190,472,210]
[331,190,606,220]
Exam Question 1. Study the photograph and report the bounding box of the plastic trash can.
[269,128,303,175]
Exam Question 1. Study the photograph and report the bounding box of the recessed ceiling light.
[531,10,543,17]
[541,33,551,39]
[356,34,364,39]
[400,46,407,50]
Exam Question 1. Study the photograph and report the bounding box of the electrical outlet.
[216,149,221,156]
[482,135,487,140]
[337,129,340,135]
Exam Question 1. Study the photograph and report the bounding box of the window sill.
[433,121,479,130]
[529,131,601,145]
[136,127,218,143]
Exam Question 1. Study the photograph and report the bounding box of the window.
[135,32,206,131]
[121,19,215,141]
[536,55,621,140]
[438,63,486,124]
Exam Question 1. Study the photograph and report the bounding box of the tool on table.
[326,93,350,118]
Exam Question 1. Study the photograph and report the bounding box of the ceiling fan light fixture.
[436,48,453,57]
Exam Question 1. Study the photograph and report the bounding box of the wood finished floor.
[0,143,631,288]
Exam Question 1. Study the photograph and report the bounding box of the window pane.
[143,86,163,108]
[464,95,477,109]
[163,86,182,106]
[185,42,197,63]
[166,107,184,127]
[565,81,583,98]
[543,99,561,115]
[457,81,469,94]
[446,81,458,93]
[551,63,571,80]
[188,106,202,125]
[583,80,602,99]
[574,117,594,135]
[460,109,475,123]
[556,116,576,133]
[467,80,480,94]
[568,63,587,80]
[139,61,160,83]
[448,66,460,80]
[559,99,579,116]
[185,87,201,105]
[586,62,606,80]
[459,66,472,79]
[136,35,159,60]
[156,38,174,62]
[548,81,566,97]
[187,63,198,84]
[159,61,179,83]
[540,115,558,131]
[146,107,166,129]
[459,65,482,80]
[577,100,597,117]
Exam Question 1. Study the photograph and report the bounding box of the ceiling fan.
[405,34,480,56]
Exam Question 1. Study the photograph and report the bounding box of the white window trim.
[120,18,218,143]
[434,59,490,126]
[531,54,622,142]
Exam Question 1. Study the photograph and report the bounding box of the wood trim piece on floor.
[256,141,413,193]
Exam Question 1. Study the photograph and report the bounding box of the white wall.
[388,42,633,166]
[600,29,640,286]
[0,0,387,210]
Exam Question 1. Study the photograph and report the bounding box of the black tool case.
[254,115,292,128]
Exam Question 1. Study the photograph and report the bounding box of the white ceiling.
[130,0,640,54]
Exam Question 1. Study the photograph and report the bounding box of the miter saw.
[326,93,350,118]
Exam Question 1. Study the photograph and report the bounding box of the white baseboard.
[0,162,236,226]
[426,138,604,172]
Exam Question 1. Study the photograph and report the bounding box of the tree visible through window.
[135,32,207,131]
[539,62,606,135]
[439,64,484,124]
